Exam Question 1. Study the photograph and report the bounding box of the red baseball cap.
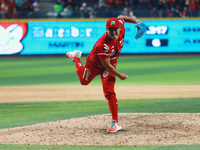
[106,18,120,28]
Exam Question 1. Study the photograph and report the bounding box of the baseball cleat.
[107,122,122,132]
[66,50,82,62]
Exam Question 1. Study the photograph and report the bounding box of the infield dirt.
[0,85,200,145]
[1,85,200,103]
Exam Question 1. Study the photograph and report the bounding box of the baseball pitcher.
[66,15,147,132]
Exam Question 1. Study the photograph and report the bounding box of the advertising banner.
[0,20,200,55]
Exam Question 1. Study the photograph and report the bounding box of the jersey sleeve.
[117,17,125,37]
[97,44,110,60]
[118,17,125,29]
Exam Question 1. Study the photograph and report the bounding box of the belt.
[88,56,104,68]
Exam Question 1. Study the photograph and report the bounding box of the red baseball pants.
[74,57,119,123]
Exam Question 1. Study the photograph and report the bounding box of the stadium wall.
[0,18,200,55]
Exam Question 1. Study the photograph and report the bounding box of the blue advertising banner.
[0,20,200,55]
[21,21,100,54]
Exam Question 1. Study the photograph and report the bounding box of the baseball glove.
[135,21,147,39]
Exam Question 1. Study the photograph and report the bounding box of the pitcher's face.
[106,27,121,40]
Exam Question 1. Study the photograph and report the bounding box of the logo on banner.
[0,23,27,54]
[146,39,168,47]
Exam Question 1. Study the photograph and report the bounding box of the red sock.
[74,57,83,80]
[108,97,118,123]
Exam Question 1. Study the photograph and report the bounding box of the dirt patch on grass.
[0,85,200,145]
[1,85,200,103]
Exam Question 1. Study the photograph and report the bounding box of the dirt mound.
[0,113,200,145]
[1,85,200,145]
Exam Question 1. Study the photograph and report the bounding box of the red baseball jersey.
[88,18,125,67]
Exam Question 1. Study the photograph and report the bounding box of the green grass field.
[0,55,200,150]
[1,56,200,86]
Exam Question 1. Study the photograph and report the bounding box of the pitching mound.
[0,113,200,145]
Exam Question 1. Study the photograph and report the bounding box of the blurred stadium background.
[0,0,200,19]
[0,0,200,56]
